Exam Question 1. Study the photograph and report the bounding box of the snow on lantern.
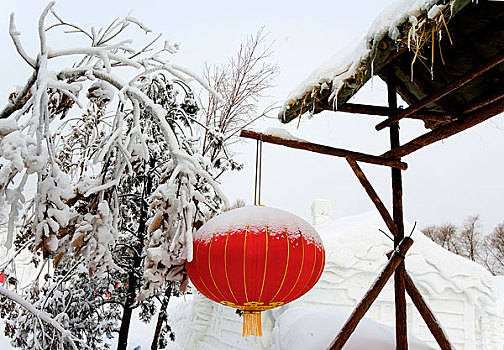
[186,205,325,336]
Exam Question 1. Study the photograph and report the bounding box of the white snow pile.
[263,127,306,142]
[318,211,496,310]
[271,307,435,350]
[280,0,468,116]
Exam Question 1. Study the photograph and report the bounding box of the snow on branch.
[1,2,231,299]
[0,286,79,349]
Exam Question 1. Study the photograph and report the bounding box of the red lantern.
[186,206,325,336]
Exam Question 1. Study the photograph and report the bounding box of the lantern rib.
[268,227,291,303]
[282,234,306,303]
[258,225,269,302]
[224,227,239,304]
[208,232,227,301]
[243,225,249,303]
[291,241,319,301]
[193,240,220,302]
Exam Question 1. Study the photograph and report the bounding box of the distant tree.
[422,223,460,254]
[484,223,504,275]
[422,215,504,276]
[202,27,278,173]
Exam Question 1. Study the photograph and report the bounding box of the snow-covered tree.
[0,2,277,349]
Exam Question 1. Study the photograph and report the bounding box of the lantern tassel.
[242,311,262,337]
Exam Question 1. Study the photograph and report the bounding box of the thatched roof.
[279,0,504,128]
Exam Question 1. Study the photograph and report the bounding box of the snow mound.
[270,307,435,350]
[318,211,496,312]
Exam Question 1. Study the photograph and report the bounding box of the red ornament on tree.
[186,206,325,336]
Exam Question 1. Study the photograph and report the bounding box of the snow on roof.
[279,0,470,122]
[317,211,496,312]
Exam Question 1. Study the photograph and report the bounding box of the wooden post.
[327,237,414,350]
[346,158,398,237]
[387,66,408,350]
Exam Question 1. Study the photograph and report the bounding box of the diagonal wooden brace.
[327,237,414,350]
[346,158,398,237]
[405,273,454,350]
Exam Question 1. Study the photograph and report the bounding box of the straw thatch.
[280,0,504,128]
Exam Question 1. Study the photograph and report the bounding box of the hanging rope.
[254,136,263,206]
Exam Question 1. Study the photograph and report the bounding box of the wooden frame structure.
[240,1,504,348]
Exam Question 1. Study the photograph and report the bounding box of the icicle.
[242,311,262,337]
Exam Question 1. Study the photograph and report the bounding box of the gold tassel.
[242,311,262,337]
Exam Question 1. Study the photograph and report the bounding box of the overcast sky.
[1,0,503,234]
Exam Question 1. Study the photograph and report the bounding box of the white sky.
[1,0,503,234]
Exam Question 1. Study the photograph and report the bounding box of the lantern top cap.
[196,205,323,247]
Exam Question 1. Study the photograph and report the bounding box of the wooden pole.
[239,129,408,170]
[388,66,408,350]
[338,103,451,122]
[404,273,454,350]
[346,158,398,237]
[376,50,504,130]
[382,96,504,159]
[462,89,504,114]
[327,237,414,350]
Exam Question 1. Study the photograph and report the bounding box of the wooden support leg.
[404,273,453,350]
[383,252,454,350]
[346,158,398,237]
[327,237,414,350]
[387,66,408,350]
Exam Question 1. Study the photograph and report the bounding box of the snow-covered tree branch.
[0,3,277,349]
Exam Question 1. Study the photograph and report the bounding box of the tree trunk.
[117,269,138,350]
[117,159,155,350]
[151,284,173,350]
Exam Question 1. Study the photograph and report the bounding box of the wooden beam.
[338,103,451,122]
[405,273,454,350]
[388,67,408,350]
[346,158,398,237]
[462,88,504,114]
[382,96,504,159]
[393,62,450,113]
[376,50,504,130]
[327,237,414,350]
[239,129,408,170]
